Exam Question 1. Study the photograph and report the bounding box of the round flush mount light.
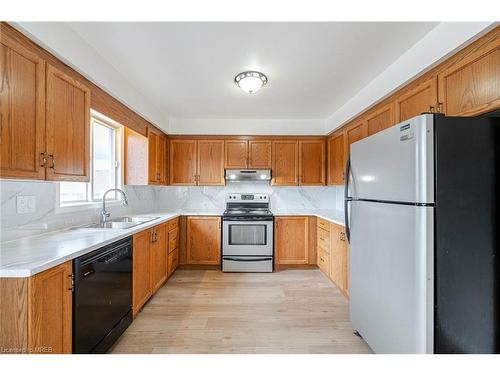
[234,71,268,94]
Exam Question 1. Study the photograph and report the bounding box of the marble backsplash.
[0,180,344,242]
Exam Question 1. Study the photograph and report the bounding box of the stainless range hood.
[225,169,271,182]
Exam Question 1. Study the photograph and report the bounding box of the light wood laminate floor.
[110,269,372,354]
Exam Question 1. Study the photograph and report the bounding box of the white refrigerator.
[346,113,499,354]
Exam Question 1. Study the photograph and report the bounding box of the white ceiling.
[68,22,439,121]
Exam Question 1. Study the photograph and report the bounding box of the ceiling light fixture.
[234,71,268,94]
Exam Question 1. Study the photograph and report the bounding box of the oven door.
[222,219,273,256]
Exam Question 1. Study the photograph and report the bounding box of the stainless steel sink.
[83,216,160,229]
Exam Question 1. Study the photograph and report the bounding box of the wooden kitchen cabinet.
[45,64,90,182]
[438,38,500,116]
[0,32,46,180]
[150,223,168,294]
[186,216,221,265]
[197,140,225,185]
[299,140,325,185]
[366,102,395,136]
[327,131,345,185]
[167,218,179,277]
[345,120,368,159]
[274,216,309,264]
[225,139,272,169]
[132,229,153,316]
[0,261,72,354]
[147,128,168,185]
[272,140,298,186]
[395,76,438,122]
[330,223,349,297]
[169,139,197,185]
[170,139,225,186]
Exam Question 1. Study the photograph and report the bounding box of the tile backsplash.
[0,180,344,242]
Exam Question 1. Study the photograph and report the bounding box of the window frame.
[56,111,124,212]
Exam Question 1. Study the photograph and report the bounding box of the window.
[59,113,123,207]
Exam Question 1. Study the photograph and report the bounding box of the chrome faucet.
[100,188,129,223]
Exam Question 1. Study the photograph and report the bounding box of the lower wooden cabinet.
[167,249,179,277]
[132,229,153,316]
[186,216,221,265]
[0,261,72,354]
[329,223,349,297]
[150,223,168,294]
[274,216,309,264]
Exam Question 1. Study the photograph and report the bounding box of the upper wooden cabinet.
[275,216,309,265]
[298,140,325,185]
[45,65,90,182]
[225,139,272,169]
[225,140,248,168]
[198,140,225,185]
[346,121,368,157]
[170,139,225,185]
[186,216,221,265]
[147,128,167,185]
[0,33,46,180]
[272,140,298,186]
[327,131,345,185]
[438,37,500,116]
[170,139,197,185]
[366,102,394,136]
[395,76,438,122]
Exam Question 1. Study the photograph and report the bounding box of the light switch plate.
[17,195,36,214]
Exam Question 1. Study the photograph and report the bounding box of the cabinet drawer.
[317,247,330,274]
[317,218,330,232]
[168,217,179,231]
[317,227,330,251]
[167,248,179,277]
[168,227,179,253]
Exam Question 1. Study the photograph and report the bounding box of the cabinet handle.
[39,153,47,167]
[48,154,55,169]
[437,102,443,113]
[68,273,74,292]
[429,105,435,113]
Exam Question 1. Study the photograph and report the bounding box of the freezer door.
[350,114,434,204]
[349,200,434,354]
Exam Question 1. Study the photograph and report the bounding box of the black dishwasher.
[73,236,133,353]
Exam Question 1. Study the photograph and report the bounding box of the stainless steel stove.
[222,193,274,272]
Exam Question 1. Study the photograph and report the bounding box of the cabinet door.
[395,76,438,122]
[274,216,309,264]
[169,139,197,185]
[248,140,271,168]
[330,223,348,296]
[366,102,394,136]
[133,229,152,315]
[438,38,500,116]
[298,140,325,185]
[272,140,298,186]
[148,130,158,184]
[150,224,168,294]
[186,216,221,265]
[167,249,179,278]
[225,140,248,168]
[28,261,72,354]
[345,121,368,158]
[45,65,90,182]
[197,139,224,185]
[157,134,168,185]
[0,34,46,179]
[124,127,148,185]
[327,131,345,185]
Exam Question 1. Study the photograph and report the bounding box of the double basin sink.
[84,216,160,230]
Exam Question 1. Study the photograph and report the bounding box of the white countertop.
[273,209,345,226]
[0,209,343,278]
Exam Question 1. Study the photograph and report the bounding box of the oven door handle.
[223,257,273,262]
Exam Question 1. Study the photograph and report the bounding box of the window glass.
[92,120,116,200]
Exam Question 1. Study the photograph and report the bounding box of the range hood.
[225,169,271,182]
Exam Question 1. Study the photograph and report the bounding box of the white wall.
[324,22,496,134]
[168,118,325,135]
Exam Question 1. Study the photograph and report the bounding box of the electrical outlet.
[16,195,36,214]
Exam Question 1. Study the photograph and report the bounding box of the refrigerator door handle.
[344,156,352,243]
